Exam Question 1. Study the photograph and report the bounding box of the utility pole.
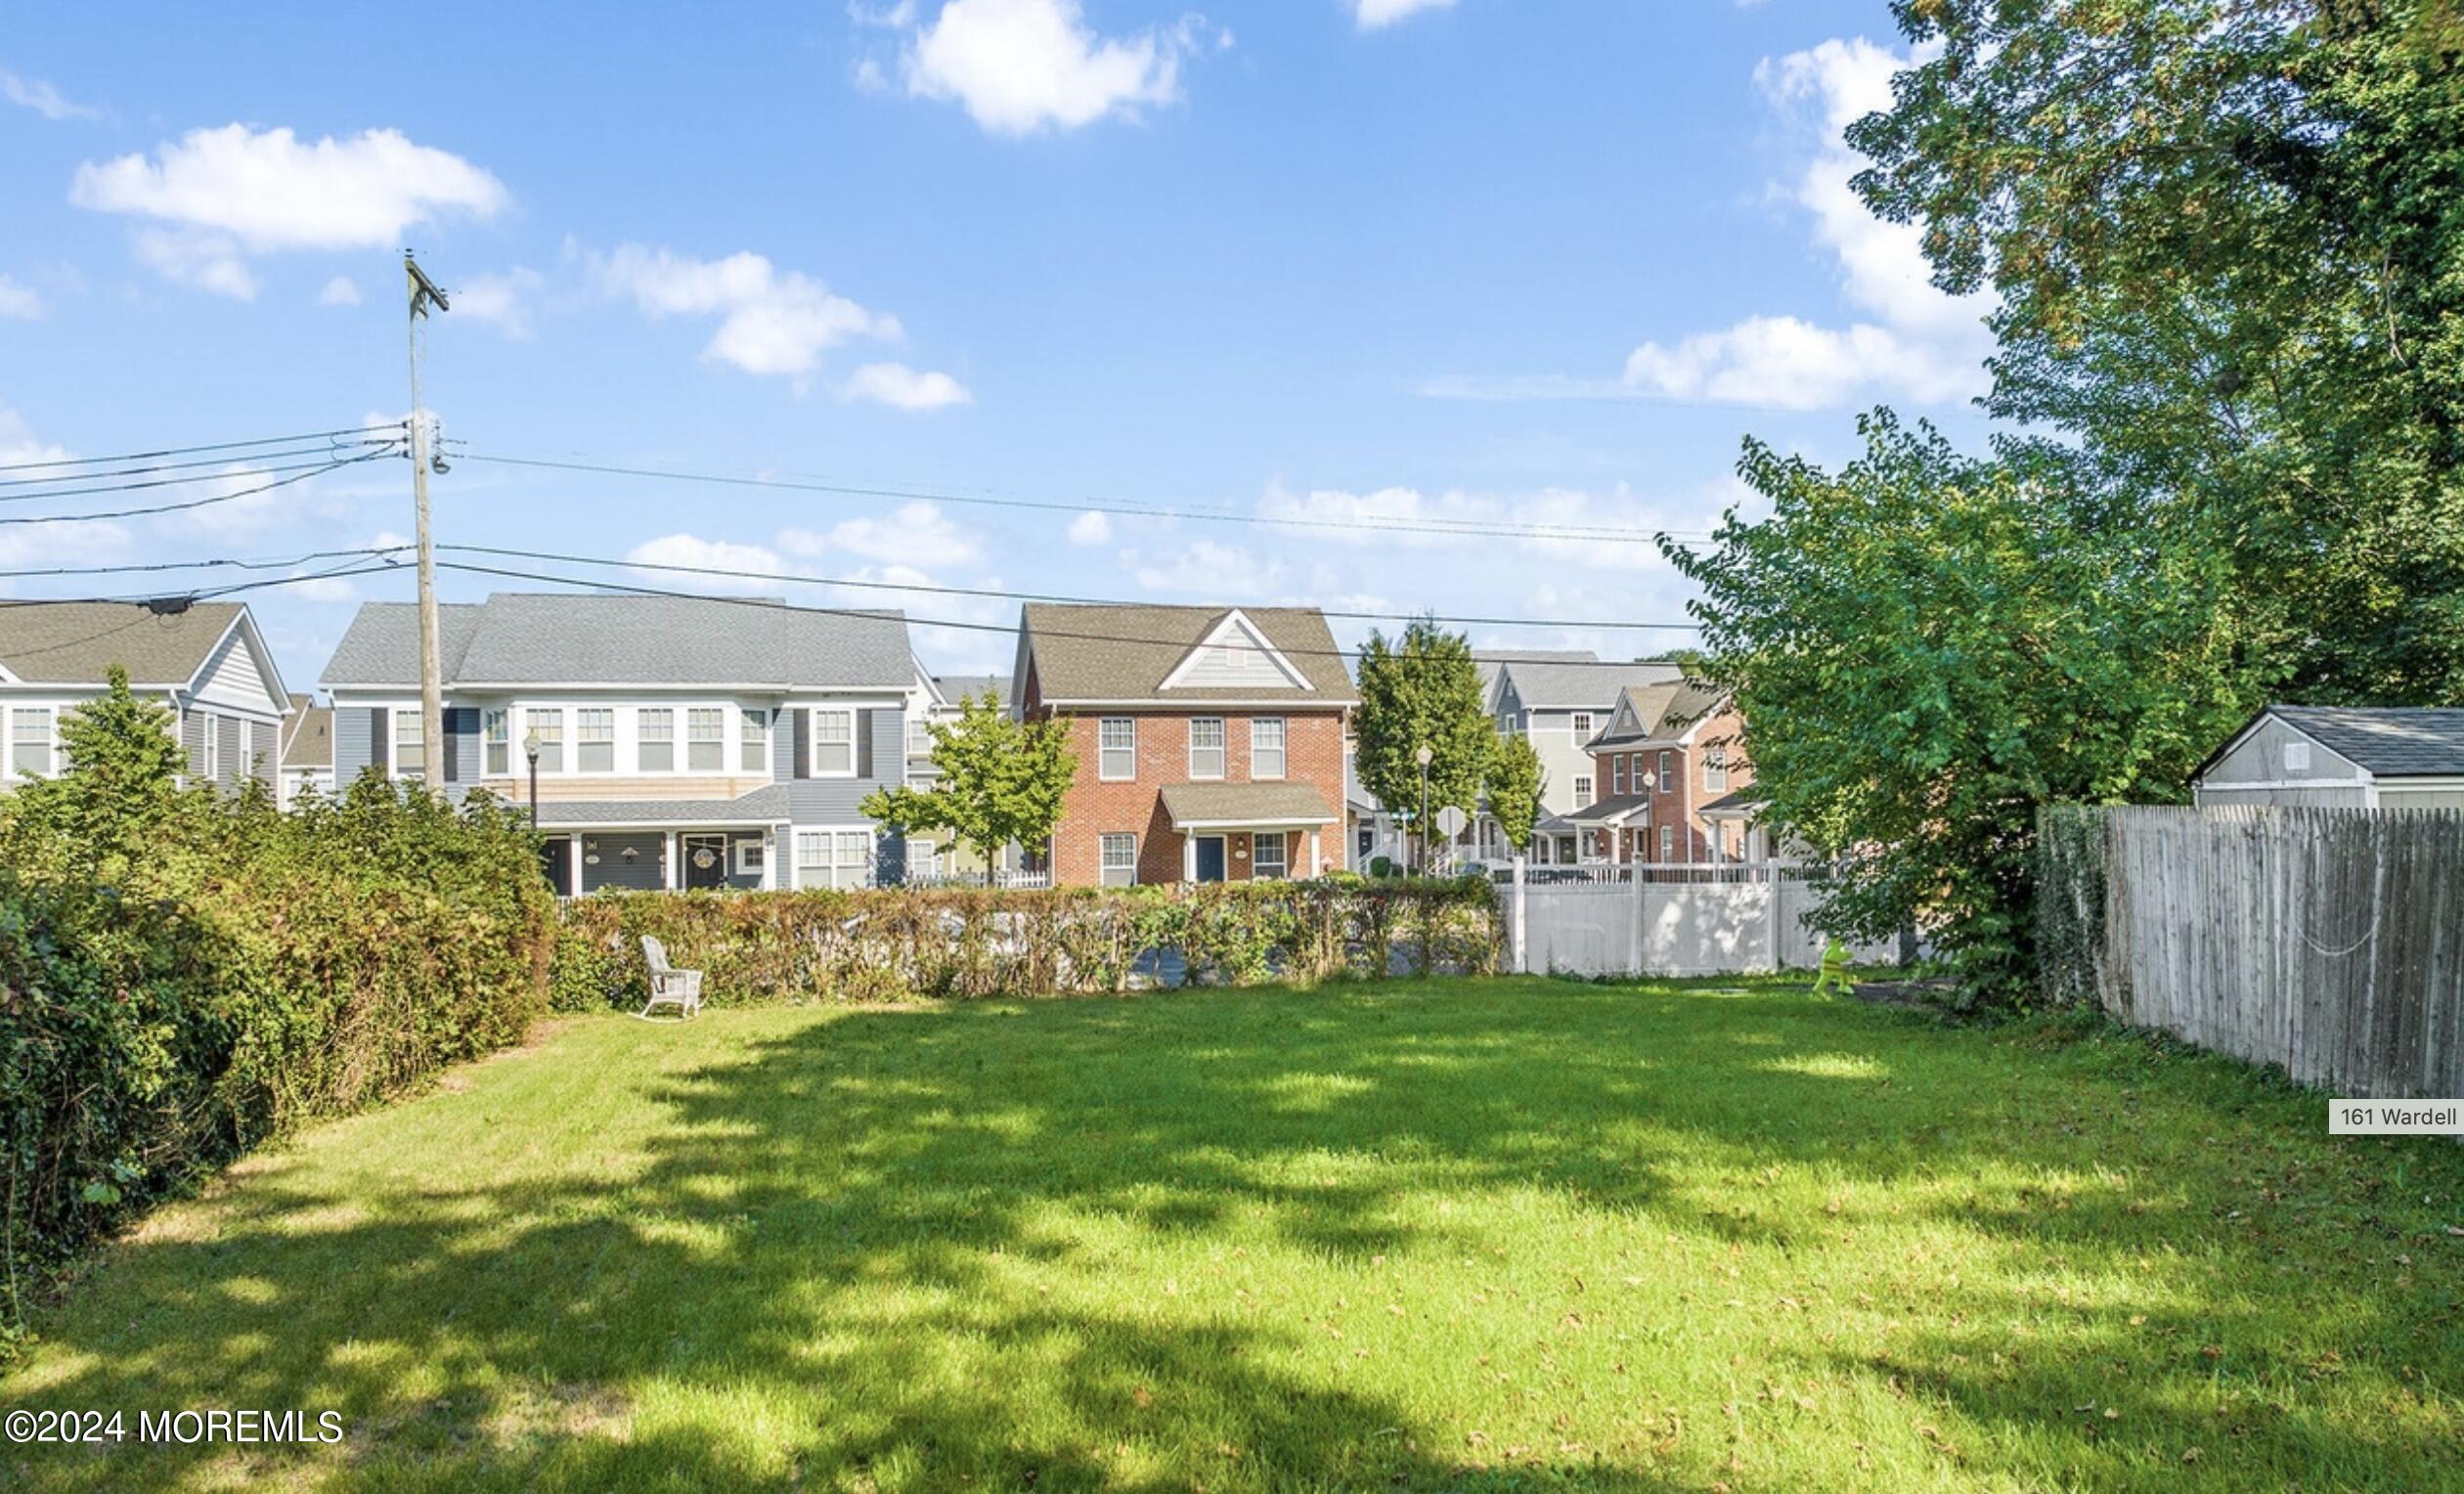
[405,250,450,793]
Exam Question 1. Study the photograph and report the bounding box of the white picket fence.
[1505,860,1896,978]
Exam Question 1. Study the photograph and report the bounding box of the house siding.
[576,830,668,893]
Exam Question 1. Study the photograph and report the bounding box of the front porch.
[539,822,784,896]
[1161,782,1339,882]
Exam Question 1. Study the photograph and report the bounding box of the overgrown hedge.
[551,875,1501,1008]
[0,681,553,1349]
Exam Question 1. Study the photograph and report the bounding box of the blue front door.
[1195,835,1226,883]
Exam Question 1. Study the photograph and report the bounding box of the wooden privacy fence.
[2039,806,2464,1100]
[1506,861,1897,978]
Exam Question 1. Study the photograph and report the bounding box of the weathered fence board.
[2039,806,2464,1101]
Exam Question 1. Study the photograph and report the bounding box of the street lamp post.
[523,725,542,833]
[1415,743,1433,878]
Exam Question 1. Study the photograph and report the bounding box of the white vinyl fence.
[1506,861,1896,978]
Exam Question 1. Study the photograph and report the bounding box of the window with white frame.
[10,707,53,779]
[1189,718,1225,778]
[528,708,564,772]
[1099,718,1135,780]
[811,709,856,776]
[392,709,423,780]
[1251,717,1287,779]
[906,715,934,758]
[1611,756,1627,795]
[1571,712,1594,737]
[741,708,770,772]
[1572,773,1594,804]
[1099,832,1136,887]
[1656,750,1673,793]
[1252,832,1288,880]
[638,708,676,771]
[1703,744,1729,793]
[735,839,765,877]
[1658,824,1675,861]
[576,709,615,772]
[687,708,725,770]
[796,828,872,888]
[483,708,509,775]
[201,712,220,782]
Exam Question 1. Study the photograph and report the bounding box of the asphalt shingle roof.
[1021,604,1354,704]
[1585,681,1730,750]
[536,785,792,826]
[0,601,244,686]
[933,673,1012,708]
[1556,792,1653,825]
[2268,706,2464,778]
[322,593,913,689]
[1498,657,1685,709]
[1160,782,1341,827]
[281,695,332,769]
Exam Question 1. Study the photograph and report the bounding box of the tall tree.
[860,692,1077,884]
[1666,414,2255,997]
[1485,734,1545,857]
[1851,0,2464,704]
[1352,620,1494,870]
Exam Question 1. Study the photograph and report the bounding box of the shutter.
[252,721,277,785]
[369,707,389,772]
[217,717,242,788]
[857,709,874,779]
[442,707,464,783]
[790,708,809,779]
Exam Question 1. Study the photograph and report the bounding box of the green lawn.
[5,978,2460,1491]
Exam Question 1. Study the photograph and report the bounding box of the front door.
[541,836,573,896]
[1195,835,1227,883]
[681,833,729,891]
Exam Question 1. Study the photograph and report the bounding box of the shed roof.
[2225,706,2464,779]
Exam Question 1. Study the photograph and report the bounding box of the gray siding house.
[1481,654,1684,863]
[2192,706,2464,810]
[0,600,288,795]
[321,593,919,894]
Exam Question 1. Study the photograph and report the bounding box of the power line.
[454,450,1717,546]
[0,454,386,506]
[0,431,403,492]
[0,423,407,475]
[0,451,390,529]
[0,560,408,610]
[0,544,410,582]
[441,542,1701,632]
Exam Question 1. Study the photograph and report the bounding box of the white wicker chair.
[638,936,703,1020]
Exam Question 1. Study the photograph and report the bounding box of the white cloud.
[839,361,971,411]
[902,0,1203,135]
[1,71,98,121]
[71,125,506,293]
[0,275,42,319]
[1254,477,1734,575]
[1066,509,1111,546]
[781,500,985,568]
[0,410,130,568]
[625,533,793,592]
[1354,0,1454,29]
[587,243,900,377]
[453,266,544,338]
[180,460,347,538]
[317,274,362,306]
[1128,539,1282,598]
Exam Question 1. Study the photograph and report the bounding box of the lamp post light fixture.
[523,725,543,833]
[1415,743,1433,878]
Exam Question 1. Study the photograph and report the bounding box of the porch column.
[1307,828,1321,877]
[567,835,583,895]
[663,831,679,891]
[1182,832,1197,883]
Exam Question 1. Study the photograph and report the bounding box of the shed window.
[2283,740,2311,773]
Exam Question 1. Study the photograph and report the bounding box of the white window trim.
[482,706,510,776]
[1251,717,1288,781]
[793,825,874,889]
[637,706,678,773]
[1611,757,1626,795]
[684,706,727,773]
[1657,750,1674,793]
[742,708,772,773]
[1570,712,1594,737]
[7,704,57,781]
[1099,831,1138,887]
[1099,717,1136,782]
[524,706,566,774]
[1703,745,1729,794]
[1188,717,1226,779]
[1252,831,1288,880]
[734,839,765,876]
[569,706,617,775]
[810,707,858,778]
[1572,774,1594,803]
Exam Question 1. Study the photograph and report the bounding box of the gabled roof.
[1018,603,1355,705]
[1476,648,1596,703]
[0,600,252,687]
[322,593,914,690]
[2202,705,2464,780]
[1584,681,1730,751]
[933,674,1012,709]
[1160,781,1340,827]
[281,693,333,769]
[1497,657,1686,711]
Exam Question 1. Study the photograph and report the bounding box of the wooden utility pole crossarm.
[405,249,450,793]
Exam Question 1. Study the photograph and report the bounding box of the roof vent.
[2283,740,2310,772]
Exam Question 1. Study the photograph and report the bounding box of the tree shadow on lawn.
[6,980,2460,1490]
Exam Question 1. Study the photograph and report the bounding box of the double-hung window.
[687,708,725,770]
[1099,718,1135,780]
[1189,718,1225,778]
[9,707,52,779]
[1656,750,1673,793]
[906,716,934,758]
[1572,773,1594,804]
[1252,833,1288,880]
[483,707,509,775]
[1659,825,1675,861]
[741,708,770,772]
[811,709,855,776]
[796,828,873,888]
[638,708,676,771]
[1571,712,1594,738]
[1251,717,1287,779]
[576,709,615,772]
[1611,756,1627,796]
[392,709,423,781]
[528,708,564,772]
[1099,833,1137,887]
[1703,745,1728,793]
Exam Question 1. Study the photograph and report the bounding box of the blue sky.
[0,0,1991,686]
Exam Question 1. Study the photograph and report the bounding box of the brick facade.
[1588,702,1755,862]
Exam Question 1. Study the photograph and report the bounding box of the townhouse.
[276,692,334,807]
[901,670,1018,880]
[321,593,918,894]
[1549,681,1759,863]
[1480,653,1684,863]
[1013,603,1354,886]
[0,600,288,795]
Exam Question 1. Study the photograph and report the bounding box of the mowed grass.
[5,978,2461,1491]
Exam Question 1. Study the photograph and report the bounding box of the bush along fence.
[551,875,1503,1009]
[2038,804,2464,1101]
[0,677,554,1349]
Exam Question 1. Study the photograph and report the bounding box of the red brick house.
[1012,603,1356,887]
[1547,681,1757,863]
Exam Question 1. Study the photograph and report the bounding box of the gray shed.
[2190,706,2464,810]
